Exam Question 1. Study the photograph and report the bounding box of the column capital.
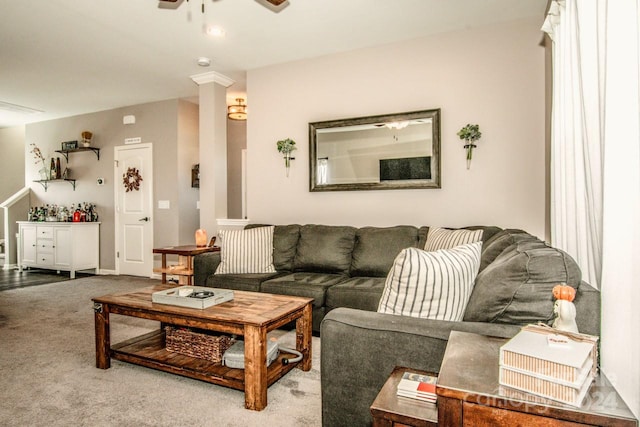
[190,71,235,87]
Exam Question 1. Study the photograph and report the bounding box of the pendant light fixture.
[227,98,247,121]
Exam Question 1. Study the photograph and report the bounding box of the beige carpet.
[0,276,321,427]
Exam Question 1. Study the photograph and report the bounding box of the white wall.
[0,126,26,244]
[245,18,546,237]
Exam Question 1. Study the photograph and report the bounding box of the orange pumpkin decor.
[553,284,576,302]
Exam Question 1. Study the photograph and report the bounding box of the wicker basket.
[165,326,234,364]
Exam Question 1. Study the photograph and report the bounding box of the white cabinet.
[20,224,38,265]
[18,222,100,278]
[53,226,72,268]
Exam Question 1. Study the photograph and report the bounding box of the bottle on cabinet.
[50,158,56,180]
[73,204,81,222]
[55,157,62,179]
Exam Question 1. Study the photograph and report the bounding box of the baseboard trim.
[97,270,162,279]
[2,263,17,271]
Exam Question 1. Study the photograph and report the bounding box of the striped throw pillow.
[377,242,482,321]
[215,226,277,274]
[424,227,483,251]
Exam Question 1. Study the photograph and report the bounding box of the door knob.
[139,217,150,222]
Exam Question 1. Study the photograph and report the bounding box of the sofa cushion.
[378,242,482,321]
[467,226,502,245]
[417,226,430,249]
[464,238,582,325]
[477,229,532,273]
[326,276,387,311]
[293,225,356,274]
[424,227,483,251]
[350,226,419,277]
[206,272,282,292]
[245,224,301,272]
[261,272,347,308]
[215,226,276,274]
[273,224,300,271]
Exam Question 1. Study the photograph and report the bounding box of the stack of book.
[499,325,599,407]
[396,371,437,403]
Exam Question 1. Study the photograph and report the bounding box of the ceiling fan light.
[228,98,247,120]
[206,26,226,38]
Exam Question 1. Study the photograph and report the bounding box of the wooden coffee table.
[92,284,313,411]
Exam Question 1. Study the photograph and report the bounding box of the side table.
[370,366,438,427]
[153,245,219,285]
[437,331,638,426]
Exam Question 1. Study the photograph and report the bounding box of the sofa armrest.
[320,308,521,427]
[193,252,221,286]
[574,281,601,336]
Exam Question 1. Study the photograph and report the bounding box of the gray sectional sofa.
[193,224,600,427]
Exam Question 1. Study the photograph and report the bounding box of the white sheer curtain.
[544,0,640,416]
[543,0,606,289]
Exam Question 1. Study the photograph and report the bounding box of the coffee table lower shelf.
[110,330,300,390]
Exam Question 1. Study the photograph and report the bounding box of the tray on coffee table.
[151,286,234,309]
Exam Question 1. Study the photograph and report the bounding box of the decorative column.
[190,71,235,238]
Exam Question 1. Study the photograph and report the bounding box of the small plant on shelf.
[30,143,48,180]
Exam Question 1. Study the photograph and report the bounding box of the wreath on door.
[123,167,143,192]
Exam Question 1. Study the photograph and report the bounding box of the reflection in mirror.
[309,109,440,191]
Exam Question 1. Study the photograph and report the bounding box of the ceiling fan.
[159,0,288,13]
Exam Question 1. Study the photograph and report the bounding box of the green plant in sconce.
[277,138,297,176]
[276,138,297,155]
[457,124,482,169]
[457,124,481,143]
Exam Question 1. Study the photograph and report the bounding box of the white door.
[114,143,153,277]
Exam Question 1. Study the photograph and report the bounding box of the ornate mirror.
[309,109,441,191]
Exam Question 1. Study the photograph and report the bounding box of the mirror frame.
[309,109,441,191]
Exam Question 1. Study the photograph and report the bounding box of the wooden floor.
[0,268,91,292]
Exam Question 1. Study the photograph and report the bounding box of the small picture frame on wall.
[61,140,78,150]
[191,164,200,188]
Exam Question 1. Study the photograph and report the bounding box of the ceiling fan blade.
[265,0,287,5]
[158,0,185,10]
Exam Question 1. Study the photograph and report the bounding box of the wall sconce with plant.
[457,123,482,169]
[276,138,297,177]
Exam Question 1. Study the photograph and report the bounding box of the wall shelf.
[33,179,76,191]
[55,146,100,161]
